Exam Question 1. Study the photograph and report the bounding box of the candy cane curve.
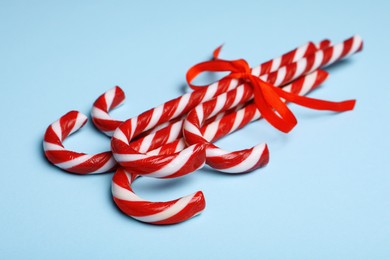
[111,78,256,178]
[112,167,205,225]
[110,70,327,224]
[43,111,117,174]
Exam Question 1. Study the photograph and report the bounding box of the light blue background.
[0,1,389,259]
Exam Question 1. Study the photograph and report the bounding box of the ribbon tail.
[213,44,224,60]
[274,87,356,112]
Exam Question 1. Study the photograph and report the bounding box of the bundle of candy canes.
[43,35,363,225]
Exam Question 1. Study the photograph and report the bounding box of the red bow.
[186,47,356,133]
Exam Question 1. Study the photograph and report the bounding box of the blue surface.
[1,1,389,259]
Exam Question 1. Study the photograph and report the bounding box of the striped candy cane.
[92,40,327,136]
[111,36,361,177]
[112,167,205,225]
[110,76,260,178]
[255,35,363,85]
[183,70,329,173]
[109,71,328,224]
[138,70,328,161]
[43,111,117,174]
[109,40,331,174]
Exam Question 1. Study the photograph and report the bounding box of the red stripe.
[59,111,78,140]
[110,86,125,110]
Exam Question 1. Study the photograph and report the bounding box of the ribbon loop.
[186,47,356,133]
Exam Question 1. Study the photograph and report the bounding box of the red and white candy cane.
[109,41,330,174]
[112,167,205,225]
[183,70,332,173]
[92,40,327,136]
[250,39,329,76]
[110,70,328,225]
[253,35,363,84]
[110,76,261,178]
[151,70,328,157]
[43,111,117,174]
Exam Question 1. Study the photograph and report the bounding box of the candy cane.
[140,70,327,159]
[43,111,117,174]
[109,44,325,173]
[256,35,363,84]
[111,76,260,178]
[251,40,320,76]
[112,167,205,225]
[110,71,325,224]
[92,40,326,136]
[182,70,329,173]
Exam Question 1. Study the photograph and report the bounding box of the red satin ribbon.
[186,49,356,133]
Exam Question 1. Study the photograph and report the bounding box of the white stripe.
[309,50,324,73]
[92,157,116,173]
[130,117,137,139]
[195,105,204,122]
[167,122,183,143]
[283,84,292,93]
[228,79,239,91]
[201,82,218,103]
[43,141,64,151]
[112,183,144,202]
[251,65,261,77]
[103,130,114,137]
[259,73,268,82]
[294,43,309,62]
[113,128,129,145]
[270,56,281,72]
[183,120,202,135]
[55,154,94,169]
[114,153,149,162]
[209,94,227,118]
[327,43,343,66]
[173,94,191,118]
[145,106,163,131]
[51,120,62,141]
[206,147,230,156]
[219,143,267,173]
[293,59,307,81]
[105,87,116,110]
[69,113,87,136]
[274,66,286,86]
[231,108,245,132]
[299,71,317,96]
[132,193,196,223]
[203,124,218,142]
[91,107,111,120]
[231,85,245,108]
[138,132,155,153]
[349,35,362,55]
[145,145,197,178]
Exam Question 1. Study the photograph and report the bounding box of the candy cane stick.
[43,111,117,174]
[92,40,326,136]
[111,36,361,177]
[45,68,323,175]
[257,35,363,84]
[111,77,258,178]
[182,70,328,173]
[112,167,205,225]
[111,70,327,224]
[251,40,321,76]
[140,70,327,160]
